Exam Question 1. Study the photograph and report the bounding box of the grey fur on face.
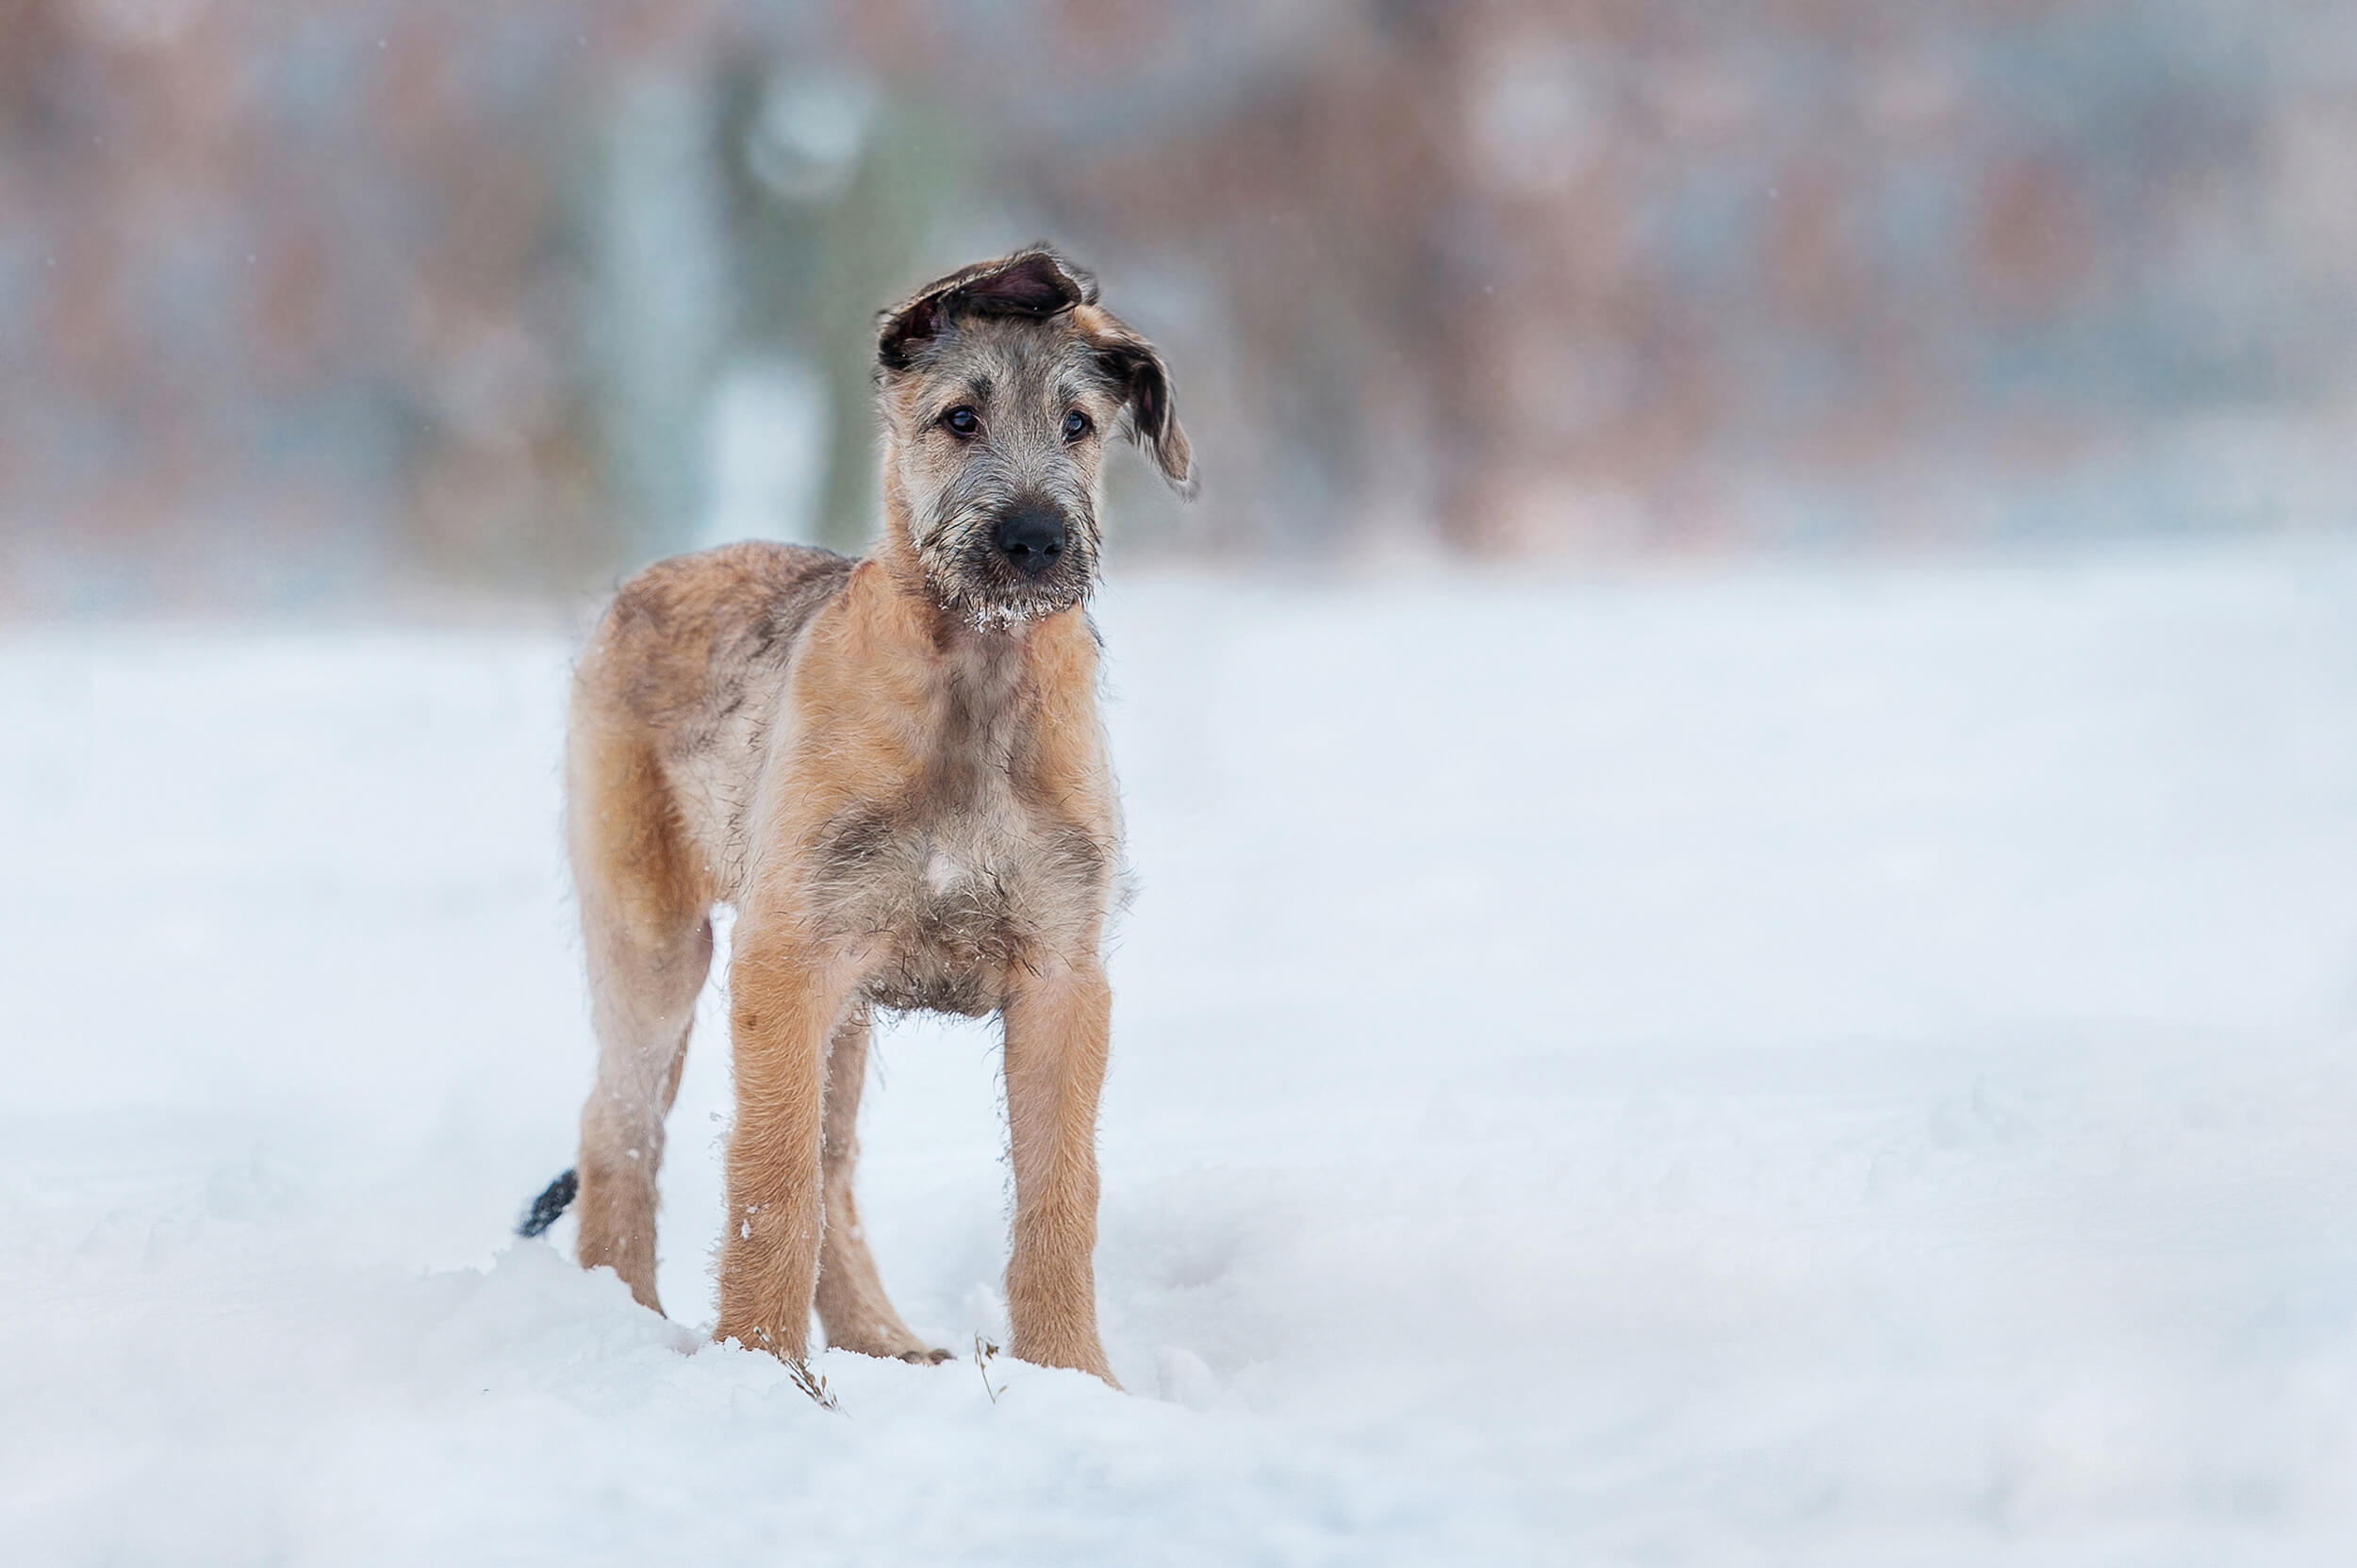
[900,323,1105,627]
[874,246,1194,629]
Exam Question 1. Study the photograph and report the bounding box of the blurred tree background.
[2,0,2352,614]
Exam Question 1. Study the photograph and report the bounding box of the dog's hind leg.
[568,720,713,1315]
[814,1008,948,1363]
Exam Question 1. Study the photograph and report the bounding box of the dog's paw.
[825,1320,952,1365]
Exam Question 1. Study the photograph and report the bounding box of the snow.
[6,538,2357,1564]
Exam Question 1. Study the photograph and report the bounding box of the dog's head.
[874,246,1195,629]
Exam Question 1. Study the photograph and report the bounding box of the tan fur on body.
[562,248,1192,1386]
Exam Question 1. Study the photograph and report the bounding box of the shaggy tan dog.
[519,247,1193,1388]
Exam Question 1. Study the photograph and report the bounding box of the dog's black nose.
[993,505,1065,577]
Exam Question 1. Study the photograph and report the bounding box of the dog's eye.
[943,406,980,437]
[1062,409,1092,442]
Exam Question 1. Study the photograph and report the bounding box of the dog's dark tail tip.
[518,1167,579,1238]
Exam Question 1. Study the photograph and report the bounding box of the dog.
[518,246,1194,1389]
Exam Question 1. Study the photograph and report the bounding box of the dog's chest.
[816,793,1097,1015]
[805,677,1107,1015]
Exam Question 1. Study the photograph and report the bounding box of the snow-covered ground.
[6,538,2356,1564]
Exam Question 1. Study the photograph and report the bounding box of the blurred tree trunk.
[590,69,730,568]
[721,76,978,555]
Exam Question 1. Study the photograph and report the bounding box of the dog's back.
[570,541,854,908]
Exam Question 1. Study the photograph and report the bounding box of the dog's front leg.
[715,920,852,1365]
[1001,959,1117,1386]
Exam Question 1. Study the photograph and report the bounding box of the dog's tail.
[517,1167,579,1238]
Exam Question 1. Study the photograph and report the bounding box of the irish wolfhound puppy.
[519,246,1193,1387]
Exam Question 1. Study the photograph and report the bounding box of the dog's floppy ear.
[1091,322,1196,499]
[877,246,1097,371]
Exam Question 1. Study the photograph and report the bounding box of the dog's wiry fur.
[557,247,1191,1387]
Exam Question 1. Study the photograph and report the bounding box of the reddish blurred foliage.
[1,0,2348,610]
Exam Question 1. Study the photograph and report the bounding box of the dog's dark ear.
[960,247,1096,318]
[877,292,948,372]
[1093,326,1196,499]
[878,246,1096,371]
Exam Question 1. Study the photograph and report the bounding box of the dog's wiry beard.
[916,506,1096,633]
